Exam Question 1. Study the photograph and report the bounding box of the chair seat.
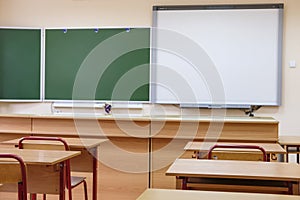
[71,176,86,188]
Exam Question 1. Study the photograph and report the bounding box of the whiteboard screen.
[151,4,283,107]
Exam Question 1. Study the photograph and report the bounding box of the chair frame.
[18,136,88,200]
[207,144,268,162]
[0,153,28,200]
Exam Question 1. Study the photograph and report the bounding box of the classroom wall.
[0,0,299,136]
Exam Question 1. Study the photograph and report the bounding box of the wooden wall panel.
[150,138,190,189]
[98,137,149,200]
[151,121,278,142]
[32,118,150,138]
[0,116,31,133]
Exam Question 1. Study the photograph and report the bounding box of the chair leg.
[43,194,47,200]
[18,183,23,200]
[30,194,37,200]
[83,180,88,200]
[68,188,72,200]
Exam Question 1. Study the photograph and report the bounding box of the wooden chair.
[0,154,27,200]
[18,136,88,200]
[207,144,268,161]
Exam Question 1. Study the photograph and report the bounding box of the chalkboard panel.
[45,28,150,101]
[0,28,41,100]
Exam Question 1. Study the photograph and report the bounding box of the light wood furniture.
[166,159,300,195]
[3,137,107,200]
[279,136,300,163]
[18,136,88,200]
[137,189,300,200]
[150,115,279,189]
[150,116,278,141]
[0,148,80,200]
[0,114,278,140]
[0,154,27,200]
[184,141,286,161]
[0,114,279,199]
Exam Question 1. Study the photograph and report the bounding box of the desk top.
[0,148,80,165]
[137,189,300,200]
[279,136,300,146]
[166,159,300,182]
[184,142,286,154]
[2,137,107,149]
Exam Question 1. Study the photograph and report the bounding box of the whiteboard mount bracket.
[244,105,262,117]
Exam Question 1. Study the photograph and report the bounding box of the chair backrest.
[207,144,267,162]
[0,154,27,200]
[18,136,69,151]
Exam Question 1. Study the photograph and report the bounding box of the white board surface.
[151,4,283,107]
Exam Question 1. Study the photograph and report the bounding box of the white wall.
[0,0,300,136]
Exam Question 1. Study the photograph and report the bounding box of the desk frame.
[279,136,300,164]
[285,145,300,163]
[166,159,300,195]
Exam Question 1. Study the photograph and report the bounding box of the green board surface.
[45,28,150,101]
[0,29,41,100]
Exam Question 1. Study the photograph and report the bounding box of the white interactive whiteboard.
[151,4,283,107]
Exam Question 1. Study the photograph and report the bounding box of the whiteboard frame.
[151,4,284,108]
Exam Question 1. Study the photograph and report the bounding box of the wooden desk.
[137,189,300,200]
[279,136,300,163]
[184,141,286,161]
[166,159,300,194]
[2,137,107,200]
[0,148,80,200]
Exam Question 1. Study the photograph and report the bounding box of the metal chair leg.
[83,180,88,200]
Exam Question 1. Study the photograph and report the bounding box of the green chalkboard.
[0,28,41,100]
[45,28,150,101]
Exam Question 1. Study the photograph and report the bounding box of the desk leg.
[182,177,188,190]
[92,147,98,200]
[59,162,66,200]
[267,154,270,162]
[297,147,299,164]
[285,146,289,163]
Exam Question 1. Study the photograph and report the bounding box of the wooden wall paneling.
[0,116,31,133]
[32,118,78,135]
[151,120,278,142]
[98,137,149,200]
[32,117,150,137]
[150,138,191,189]
[218,122,278,142]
